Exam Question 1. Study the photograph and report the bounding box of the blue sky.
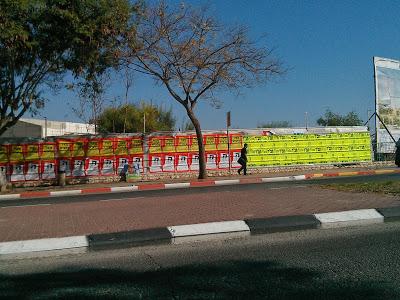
[41,0,400,130]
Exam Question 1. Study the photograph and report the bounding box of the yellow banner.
[149,138,162,153]
[163,138,175,153]
[0,145,8,163]
[87,141,100,156]
[58,141,71,157]
[9,145,24,162]
[130,139,143,154]
[25,144,39,161]
[41,144,55,160]
[100,140,114,156]
[72,141,85,157]
[115,140,128,156]
[176,137,189,152]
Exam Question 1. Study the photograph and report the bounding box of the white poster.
[132,157,143,173]
[150,156,162,173]
[206,153,217,170]
[72,160,85,177]
[42,162,56,179]
[86,159,100,176]
[11,164,24,182]
[162,155,175,172]
[101,158,115,175]
[232,151,241,168]
[190,154,199,171]
[25,163,39,181]
[177,154,189,171]
[0,165,7,178]
[219,152,229,169]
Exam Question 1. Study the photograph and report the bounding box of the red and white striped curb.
[1,168,399,200]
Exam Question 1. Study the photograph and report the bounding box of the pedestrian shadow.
[0,260,398,299]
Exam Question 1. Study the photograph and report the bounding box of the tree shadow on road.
[0,260,398,299]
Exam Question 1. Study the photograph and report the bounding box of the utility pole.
[227,111,231,173]
[305,112,308,130]
[143,112,146,134]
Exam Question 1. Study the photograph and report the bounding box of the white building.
[1,118,96,138]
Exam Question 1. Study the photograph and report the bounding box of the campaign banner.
[149,154,162,173]
[71,139,86,157]
[206,152,218,170]
[41,161,56,180]
[204,135,218,151]
[40,143,56,160]
[189,153,200,171]
[87,139,101,157]
[0,145,8,163]
[58,159,72,177]
[218,151,230,169]
[162,137,175,153]
[25,161,40,181]
[217,135,229,151]
[57,139,72,158]
[100,139,114,157]
[131,156,144,174]
[176,136,190,152]
[162,154,175,172]
[72,159,85,177]
[25,144,40,161]
[149,137,162,154]
[230,134,243,150]
[231,151,241,168]
[129,138,144,155]
[114,139,130,156]
[85,157,100,176]
[101,157,116,176]
[0,164,7,179]
[189,136,199,152]
[10,163,25,182]
[9,145,24,163]
[176,153,189,172]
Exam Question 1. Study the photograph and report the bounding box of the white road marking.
[2,203,51,208]
[99,196,144,202]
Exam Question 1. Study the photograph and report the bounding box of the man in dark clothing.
[238,143,248,175]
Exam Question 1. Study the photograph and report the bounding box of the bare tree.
[127,1,283,178]
[70,75,108,134]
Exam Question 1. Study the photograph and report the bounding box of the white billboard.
[374,56,400,152]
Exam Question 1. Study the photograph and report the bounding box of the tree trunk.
[186,108,207,179]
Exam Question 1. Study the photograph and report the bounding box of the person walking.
[238,143,248,175]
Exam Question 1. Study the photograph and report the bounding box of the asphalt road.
[1,222,400,299]
[1,173,399,208]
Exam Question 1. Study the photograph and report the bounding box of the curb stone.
[1,207,399,255]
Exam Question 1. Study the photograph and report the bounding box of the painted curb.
[168,220,250,238]
[88,228,172,250]
[0,236,88,255]
[2,207,399,255]
[245,215,320,234]
[314,209,384,228]
[0,168,399,201]
[376,207,400,222]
